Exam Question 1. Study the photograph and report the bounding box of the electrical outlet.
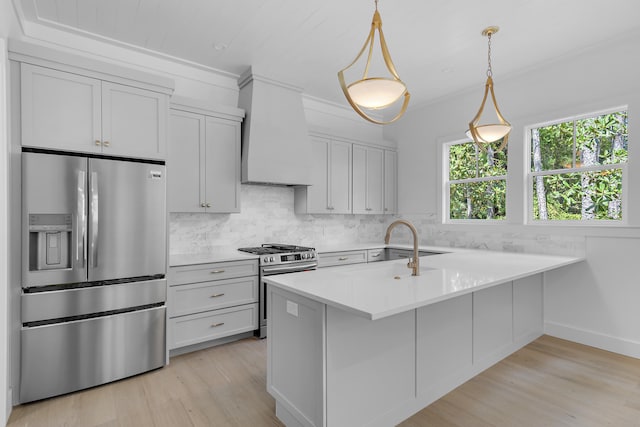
[286,300,299,317]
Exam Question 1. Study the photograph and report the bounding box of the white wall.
[0,37,10,425]
[385,28,640,358]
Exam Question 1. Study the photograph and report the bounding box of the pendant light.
[467,26,511,151]
[338,0,410,125]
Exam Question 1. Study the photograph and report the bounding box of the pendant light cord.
[487,32,493,77]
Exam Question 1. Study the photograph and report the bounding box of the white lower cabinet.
[317,250,367,268]
[171,304,258,349]
[168,259,259,351]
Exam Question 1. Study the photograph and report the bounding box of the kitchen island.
[264,249,583,427]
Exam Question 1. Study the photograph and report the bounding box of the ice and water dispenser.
[28,213,72,271]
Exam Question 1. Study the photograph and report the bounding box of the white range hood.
[238,69,312,186]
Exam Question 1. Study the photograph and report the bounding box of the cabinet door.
[352,145,367,213]
[306,137,331,213]
[366,147,384,214]
[353,145,383,214]
[101,82,167,160]
[168,110,205,212]
[21,64,101,153]
[384,150,397,214]
[204,116,241,213]
[329,140,352,214]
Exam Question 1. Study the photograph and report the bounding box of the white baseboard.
[545,321,640,359]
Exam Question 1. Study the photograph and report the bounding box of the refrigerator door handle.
[76,170,86,266]
[90,171,99,268]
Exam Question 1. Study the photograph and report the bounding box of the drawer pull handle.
[371,253,381,257]
[210,270,225,274]
[210,293,225,298]
[338,257,349,261]
[210,322,225,328]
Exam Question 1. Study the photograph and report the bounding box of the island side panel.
[416,294,473,403]
[325,306,415,427]
[513,274,544,345]
[268,286,326,427]
[473,281,514,366]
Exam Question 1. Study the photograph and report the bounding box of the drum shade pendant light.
[467,26,511,151]
[338,0,410,125]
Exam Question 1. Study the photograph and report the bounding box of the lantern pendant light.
[467,26,511,151]
[338,0,410,125]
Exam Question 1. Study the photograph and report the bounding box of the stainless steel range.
[238,244,317,338]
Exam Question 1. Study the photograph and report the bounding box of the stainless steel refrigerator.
[20,150,167,403]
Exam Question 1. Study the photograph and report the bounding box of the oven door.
[259,261,317,338]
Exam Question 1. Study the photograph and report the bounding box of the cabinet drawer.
[318,250,367,268]
[367,248,385,262]
[170,276,258,317]
[170,303,258,350]
[169,259,259,285]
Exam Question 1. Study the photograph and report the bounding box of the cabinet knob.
[206,203,211,208]
[103,141,110,147]
[95,140,101,146]
[201,203,206,208]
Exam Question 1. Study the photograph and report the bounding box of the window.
[445,139,507,221]
[529,108,628,223]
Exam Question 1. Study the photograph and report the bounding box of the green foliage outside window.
[448,140,507,220]
[531,111,627,221]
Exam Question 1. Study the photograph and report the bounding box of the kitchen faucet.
[384,219,420,276]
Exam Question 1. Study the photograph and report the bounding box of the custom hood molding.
[238,69,312,186]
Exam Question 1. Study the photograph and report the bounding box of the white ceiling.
[12,0,640,108]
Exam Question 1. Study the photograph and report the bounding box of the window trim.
[524,106,629,226]
[443,138,508,223]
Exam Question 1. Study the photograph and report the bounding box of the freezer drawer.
[20,305,166,403]
[22,278,166,324]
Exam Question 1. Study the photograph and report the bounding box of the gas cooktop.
[238,243,315,256]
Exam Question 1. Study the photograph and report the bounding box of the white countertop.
[169,243,453,267]
[264,249,583,320]
[170,248,259,267]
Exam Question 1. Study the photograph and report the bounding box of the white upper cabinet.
[352,144,384,214]
[168,103,243,213]
[101,82,166,159]
[295,136,352,214]
[384,150,398,214]
[295,135,396,215]
[21,63,167,160]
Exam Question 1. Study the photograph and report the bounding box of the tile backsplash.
[169,184,586,257]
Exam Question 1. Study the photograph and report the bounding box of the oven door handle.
[262,262,318,275]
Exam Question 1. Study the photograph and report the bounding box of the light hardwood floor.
[7,335,640,427]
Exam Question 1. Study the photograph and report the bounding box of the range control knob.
[270,256,275,262]
[263,257,269,263]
